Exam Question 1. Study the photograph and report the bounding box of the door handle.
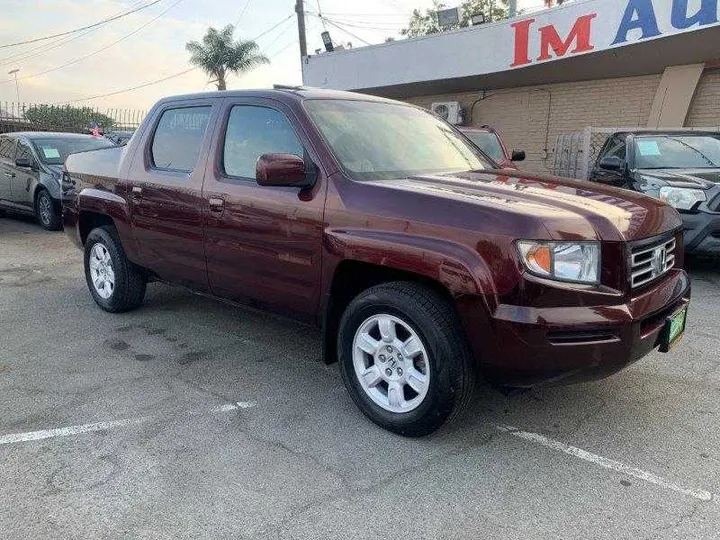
[131,186,143,199]
[208,197,224,212]
[3,172,14,178]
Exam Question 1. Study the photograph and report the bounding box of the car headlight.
[659,187,706,210]
[516,241,601,284]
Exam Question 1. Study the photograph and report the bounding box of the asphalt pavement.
[1,214,718,539]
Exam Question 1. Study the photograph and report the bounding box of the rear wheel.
[35,189,61,231]
[84,226,146,312]
[338,282,475,437]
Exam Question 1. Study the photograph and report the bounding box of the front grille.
[630,237,675,288]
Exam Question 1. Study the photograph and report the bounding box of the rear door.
[126,98,220,292]
[0,136,17,202]
[202,98,326,322]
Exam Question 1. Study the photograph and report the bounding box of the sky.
[0,0,545,111]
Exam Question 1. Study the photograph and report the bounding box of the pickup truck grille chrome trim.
[630,237,675,288]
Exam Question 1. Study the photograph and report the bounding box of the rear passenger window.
[0,137,15,160]
[151,106,211,172]
[223,106,304,179]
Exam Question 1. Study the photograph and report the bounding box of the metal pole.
[509,0,517,18]
[295,0,307,60]
[8,69,20,103]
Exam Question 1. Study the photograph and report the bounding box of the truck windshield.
[305,99,491,180]
[634,135,720,169]
[32,137,115,166]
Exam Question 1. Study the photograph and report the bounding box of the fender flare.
[323,228,498,298]
[320,228,500,364]
[77,188,140,259]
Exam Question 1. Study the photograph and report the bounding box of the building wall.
[686,69,720,128]
[406,74,662,174]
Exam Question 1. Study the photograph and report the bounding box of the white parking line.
[0,401,255,446]
[496,425,716,503]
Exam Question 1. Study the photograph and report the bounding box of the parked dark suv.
[0,132,114,229]
[590,130,720,256]
[63,89,690,436]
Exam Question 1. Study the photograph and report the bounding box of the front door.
[126,99,220,292]
[592,135,628,187]
[202,99,326,323]
[11,139,38,208]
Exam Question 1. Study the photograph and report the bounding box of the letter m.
[537,14,597,61]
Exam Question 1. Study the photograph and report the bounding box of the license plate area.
[659,307,687,353]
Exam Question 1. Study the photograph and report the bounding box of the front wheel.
[84,226,146,313]
[338,282,476,437]
[35,189,61,230]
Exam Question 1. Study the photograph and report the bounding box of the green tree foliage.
[24,105,115,131]
[186,25,269,91]
[402,0,509,38]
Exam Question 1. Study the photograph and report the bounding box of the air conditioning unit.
[431,101,463,125]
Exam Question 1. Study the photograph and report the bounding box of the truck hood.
[638,168,720,189]
[369,169,681,242]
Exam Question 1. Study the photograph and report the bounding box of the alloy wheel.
[352,313,431,413]
[88,243,115,299]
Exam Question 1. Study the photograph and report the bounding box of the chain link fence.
[0,102,146,136]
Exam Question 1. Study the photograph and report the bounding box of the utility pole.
[8,69,20,103]
[509,0,517,18]
[295,0,307,61]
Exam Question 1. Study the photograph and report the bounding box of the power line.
[311,15,372,45]
[233,0,253,28]
[250,14,294,42]
[309,15,404,31]
[64,67,197,104]
[257,18,296,50]
[64,18,300,105]
[0,0,151,67]
[0,0,186,85]
[315,0,328,30]
[0,0,163,50]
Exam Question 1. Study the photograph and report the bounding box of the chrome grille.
[630,237,675,288]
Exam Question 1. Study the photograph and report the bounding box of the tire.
[84,226,146,313]
[338,282,476,437]
[35,189,61,231]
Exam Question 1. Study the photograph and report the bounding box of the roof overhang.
[303,0,720,98]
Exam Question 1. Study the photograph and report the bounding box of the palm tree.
[186,25,269,91]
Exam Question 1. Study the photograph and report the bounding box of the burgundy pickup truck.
[63,88,690,436]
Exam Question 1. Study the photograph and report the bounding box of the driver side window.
[16,141,35,165]
[600,136,626,162]
[222,105,304,180]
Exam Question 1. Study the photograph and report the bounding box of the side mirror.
[511,150,526,162]
[599,155,623,171]
[15,156,33,168]
[256,153,312,188]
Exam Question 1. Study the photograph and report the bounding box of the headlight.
[659,187,706,210]
[516,241,601,284]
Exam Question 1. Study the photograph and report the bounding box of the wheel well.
[322,260,453,364]
[78,212,115,245]
[33,184,47,202]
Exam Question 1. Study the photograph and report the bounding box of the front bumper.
[460,269,691,388]
[682,211,720,255]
